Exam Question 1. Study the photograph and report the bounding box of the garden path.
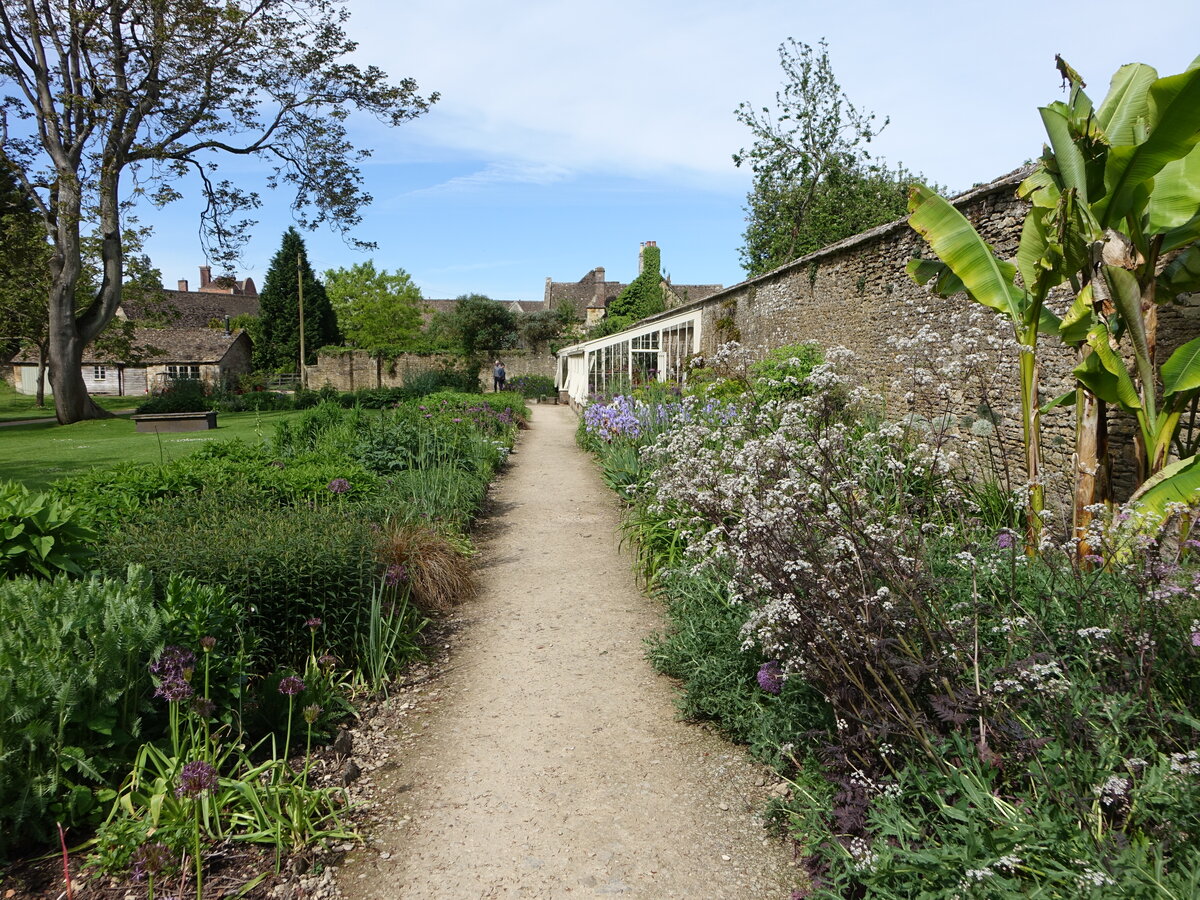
[334,404,800,899]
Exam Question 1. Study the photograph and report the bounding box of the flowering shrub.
[584,340,1200,897]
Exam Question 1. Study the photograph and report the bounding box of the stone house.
[544,242,724,327]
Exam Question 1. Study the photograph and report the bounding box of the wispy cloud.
[406,161,573,196]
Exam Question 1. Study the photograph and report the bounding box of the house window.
[93,366,107,380]
[167,365,201,381]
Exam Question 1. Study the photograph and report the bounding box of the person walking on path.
[492,360,506,392]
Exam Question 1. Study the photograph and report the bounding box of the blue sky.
[142,0,1200,302]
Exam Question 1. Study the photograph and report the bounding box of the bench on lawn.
[132,411,218,433]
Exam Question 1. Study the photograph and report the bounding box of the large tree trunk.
[35,340,48,409]
[47,170,120,424]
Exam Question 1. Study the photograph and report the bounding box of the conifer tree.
[255,228,340,372]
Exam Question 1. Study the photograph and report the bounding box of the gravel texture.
[333,404,802,899]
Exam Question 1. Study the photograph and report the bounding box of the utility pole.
[297,251,306,390]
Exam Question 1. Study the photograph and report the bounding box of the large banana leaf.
[1098,68,1200,226]
[905,258,967,298]
[1082,326,1142,410]
[1129,453,1200,518]
[1148,143,1200,235]
[1095,63,1157,146]
[1039,105,1091,201]
[907,184,1024,322]
[1058,284,1095,346]
[1162,334,1200,397]
[1103,264,1153,387]
[1159,243,1200,296]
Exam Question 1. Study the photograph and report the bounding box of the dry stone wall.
[306,350,557,393]
[661,167,1200,515]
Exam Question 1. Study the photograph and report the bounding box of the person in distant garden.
[493,360,507,392]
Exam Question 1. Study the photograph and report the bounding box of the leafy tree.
[0,0,436,423]
[444,294,517,358]
[609,244,665,321]
[325,261,423,351]
[519,302,581,354]
[734,38,915,277]
[255,228,340,372]
[0,154,51,379]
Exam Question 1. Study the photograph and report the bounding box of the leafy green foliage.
[0,152,51,366]
[735,38,917,277]
[0,479,97,577]
[440,293,518,357]
[324,260,424,351]
[98,496,379,670]
[135,378,211,413]
[507,374,557,398]
[0,570,166,855]
[608,244,665,323]
[255,228,341,371]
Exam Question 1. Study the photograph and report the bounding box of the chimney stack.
[224,315,231,335]
[199,266,212,288]
[178,279,189,291]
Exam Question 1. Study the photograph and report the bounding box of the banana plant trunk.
[1073,376,1110,557]
[1019,342,1045,550]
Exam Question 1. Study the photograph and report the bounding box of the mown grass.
[0,381,136,422]
[0,410,301,489]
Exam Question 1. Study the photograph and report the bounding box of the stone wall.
[649,166,1200,514]
[306,350,557,393]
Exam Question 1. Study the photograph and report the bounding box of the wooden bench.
[132,411,218,433]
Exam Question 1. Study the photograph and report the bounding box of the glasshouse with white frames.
[555,309,700,406]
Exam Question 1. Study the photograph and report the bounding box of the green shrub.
[646,568,829,770]
[54,442,378,529]
[402,366,480,397]
[135,379,211,413]
[0,570,166,856]
[98,495,380,670]
[0,479,97,578]
[506,373,556,398]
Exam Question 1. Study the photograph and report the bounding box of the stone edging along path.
[334,404,802,899]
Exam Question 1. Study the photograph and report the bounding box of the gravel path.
[334,404,801,899]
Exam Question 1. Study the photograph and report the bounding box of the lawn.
[0,409,300,489]
[0,382,136,422]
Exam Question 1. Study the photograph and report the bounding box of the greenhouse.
[555,309,700,405]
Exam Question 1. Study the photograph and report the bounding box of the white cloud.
[406,161,573,196]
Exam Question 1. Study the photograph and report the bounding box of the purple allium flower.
[175,760,218,798]
[200,636,217,652]
[384,563,408,586]
[327,477,351,494]
[130,841,172,881]
[757,660,784,695]
[278,675,306,696]
[306,617,322,630]
[150,646,196,680]
[995,532,1015,550]
[318,653,337,670]
[190,696,216,718]
[156,676,195,703]
[303,704,322,725]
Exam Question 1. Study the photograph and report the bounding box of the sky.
[141,0,1200,303]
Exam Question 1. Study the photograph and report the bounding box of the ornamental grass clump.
[378,522,475,614]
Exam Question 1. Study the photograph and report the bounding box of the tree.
[0,153,51,383]
[255,228,340,373]
[734,38,914,277]
[445,294,517,358]
[325,260,423,352]
[0,0,436,423]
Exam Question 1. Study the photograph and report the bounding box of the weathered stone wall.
[306,350,557,393]
[651,167,1200,515]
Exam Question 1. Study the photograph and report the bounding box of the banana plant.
[1027,56,1200,534]
[907,184,1067,547]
